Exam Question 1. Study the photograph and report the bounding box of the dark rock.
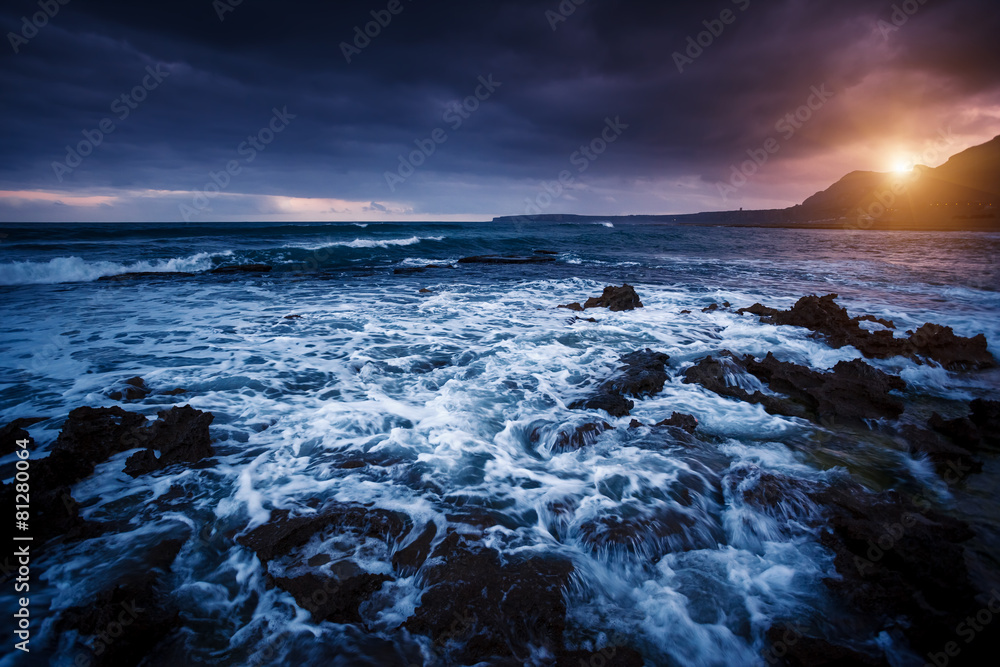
[763,627,889,667]
[34,407,150,492]
[808,483,977,658]
[110,376,151,401]
[339,460,367,470]
[558,302,585,312]
[0,417,44,456]
[124,406,215,477]
[210,264,273,274]
[418,288,433,294]
[273,568,392,624]
[55,538,184,667]
[406,533,574,663]
[393,263,455,274]
[553,422,613,451]
[284,314,303,320]
[97,272,195,282]
[702,303,720,313]
[908,323,995,370]
[570,349,670,418]
[458,255,556,265]
[392,523,437,574]
[739,294,995,370]
[656,412,698,433]
[900,424,982,478]
[583,284,643,312]
[628,419,645,428]
[534,250,559,255]
[237,505,408,566]
[573,316,599,323]
[554,646,646,666]
[855,314,895,329]
[679,309,692,315]
[162,388,188,396]
[683,352,906,426]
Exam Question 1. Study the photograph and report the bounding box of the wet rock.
[393,263,455,274]
[683,352,906,426]
[570,391,634,418]
[908,323,995,370]
[110,376,151,401]
[33,407,150,492]
[554,646,646,666]
[808,483,977,658]
[680,309,692,315]
[55,538,184,667]
[583,284,644,312]
[656,412,698,433]
[902,398,1000,478]
[273,567,393,625]
[284,314,303,320]
[534,250,559,255]
[572,316,599,323]
[458,255,556,264]
[0,417,44,456]
[162,388,188,396]
[855,314,895,329]
[210,264,273,274]
[701,302,730,313]
[558,302,585,312]
[97,271,196,282]
[763,627,889,667]
[570,350,670,418]
[392,523,437,574]
[553,422,613,451]
[237,505,408,566]
[124,406,215,477]
[738,294,995,370]
[418,288,433,294]
[406,533,574,663]
[628,419,645,428]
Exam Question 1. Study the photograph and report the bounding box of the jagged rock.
[656,412,698,433]
[124,406,214,477]
[210,264,273,274]
[284,314,303,320]
[683,352,906,426]
[583,284,643,311]
[738,294,994,370]
[406,533,574,663]
[392,523,437,574]
[0,417,44,456]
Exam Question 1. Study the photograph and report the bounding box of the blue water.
[1,221,998,666]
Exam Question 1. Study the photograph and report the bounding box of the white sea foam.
[0,251,229,285]
[284,236,443,251]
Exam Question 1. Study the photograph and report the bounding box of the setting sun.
[892,160,914,173]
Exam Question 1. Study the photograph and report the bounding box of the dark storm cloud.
[1,0,998,219]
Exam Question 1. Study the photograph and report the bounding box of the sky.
[1,0,998,223]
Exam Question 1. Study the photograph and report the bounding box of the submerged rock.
[458,255,556,264]
[902,398,1000,478]
[738,294,995,370]
[210,264,273,274]
[682,351,906,426]
[552,421,613,451]
[273,567,393,625]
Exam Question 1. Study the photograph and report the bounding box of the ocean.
[1,221,999,666]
